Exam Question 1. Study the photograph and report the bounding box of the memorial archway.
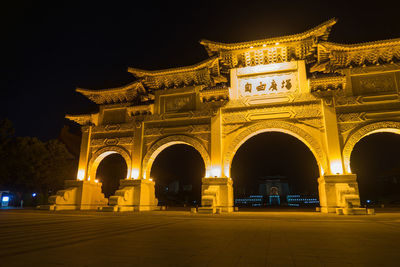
[53,20,400,214]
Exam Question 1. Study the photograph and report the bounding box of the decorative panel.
[351,73,398,96]
[160,93,196,113]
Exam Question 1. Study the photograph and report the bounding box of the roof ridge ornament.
[199,18,338,55]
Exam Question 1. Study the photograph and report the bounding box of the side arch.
[343,121,400,173]
[142,135,211,179]
[223,120,326,176]
[88,146,132,181]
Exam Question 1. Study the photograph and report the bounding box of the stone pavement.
[1,209,400,266]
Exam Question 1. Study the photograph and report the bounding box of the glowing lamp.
[275,42,280,45]
[77,170,85,181]
[250,46,253,49]
[32,193,37,197]
[2,196,9,202]
[149,178,153,182]
[131,169,140,179]
[330,160,343,175]
[94,179,99,183]
[263,44,266,47]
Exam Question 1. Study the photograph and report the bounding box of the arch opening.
[230,132,320,209]
[95,153,128,198]
[350,132,400,206]
[150,144,205,208]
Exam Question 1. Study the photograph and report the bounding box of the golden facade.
[44,19,400,214]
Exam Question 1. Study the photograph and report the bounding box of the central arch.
[142,135,211,179]
[223,121,326,176]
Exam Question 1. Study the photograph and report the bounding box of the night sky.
[3,1,400,201]
[3,1,400,139]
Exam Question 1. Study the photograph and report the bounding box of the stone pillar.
[318,99,365,214]
[103,179,158,212]
[210,109,223,177]
[199,178,233,213]
[132,121,144,179]
[101,121,158,212]
[38,180,108,211]
[77,126,92,181]
[199,109,234,213]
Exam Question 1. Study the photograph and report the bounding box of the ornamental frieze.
[92,123,135,133]
[338,123,358,133]
[144,124,210,136]
[222,103,322,124]
[90,137,133,146]
[349,64,400,75]
[222,124,246,136]
[338,113,363,122]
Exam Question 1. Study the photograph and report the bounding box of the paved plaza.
[1,209,400,266]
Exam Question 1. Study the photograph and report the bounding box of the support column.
[77,126,92,181]
[102,121,158,212]
[318,99,365,214]
[199,109,233,213]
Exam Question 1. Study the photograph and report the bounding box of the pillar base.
[200,177,233,213]
[318,174,365,214]
[102,179,158,212]
[336,207,370,215]
[37,180,108,211]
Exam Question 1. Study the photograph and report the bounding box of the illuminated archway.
[142,135,210,179]
[224,121,326,177]
[343,121,400,173]
[230,132,320,206]
[350,132,400,203]
[96,153,128,198]
[88,146,132,181]
[150,144,205,206]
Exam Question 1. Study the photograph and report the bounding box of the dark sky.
[2,1,400,139]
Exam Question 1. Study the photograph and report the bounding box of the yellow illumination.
[250,46,253,49]
[275,42,280,45]
[77,170,85,181]
[94,179,99,183]
[330,160,343,175]
[149,178,153,182]
[224,166,230,178]
[345,164,352,174]
[131,169,140,179]
[210,167,221,178]
[262,44,266,47]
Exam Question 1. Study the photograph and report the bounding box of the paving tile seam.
[0,219,151,243]
[0,220,184,257]
[0,218,183,248]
